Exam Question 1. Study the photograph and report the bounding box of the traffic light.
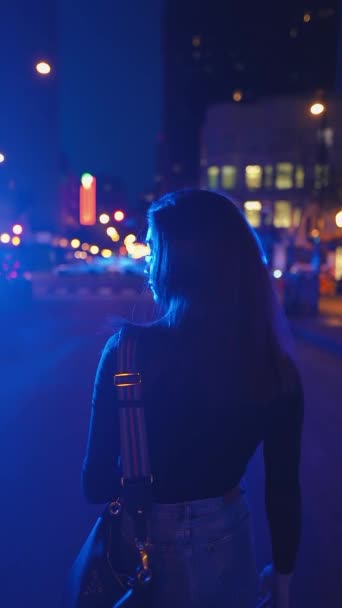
[80,173,96,225]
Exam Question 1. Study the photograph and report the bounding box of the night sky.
[60,0,163,203]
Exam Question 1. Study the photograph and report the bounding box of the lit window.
[264,165,273,188]
[275,163,293,189]
[335,247,342,281]
[293,208,302,227]
[244,201,262,228]
[208,166,220,189]
[315,164,329,189]
[245,165,262,189]
[221,166,237,189]
[295,166,305,188]
[274,201,292,228]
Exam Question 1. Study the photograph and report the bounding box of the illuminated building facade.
[200,95,342,275]
[0,1,59,231]
[162,0,340,192]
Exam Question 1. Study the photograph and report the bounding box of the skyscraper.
[0,1,59,231]
[162,0,340,191]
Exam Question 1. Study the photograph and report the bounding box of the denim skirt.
[121,487,259,608]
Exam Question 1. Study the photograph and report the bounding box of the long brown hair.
[145,189,297,403]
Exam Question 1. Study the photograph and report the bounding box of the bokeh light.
[59,238,68,248]
[310,102,325,116]
[12,224,23,235]
[0,153,5,163]
[90,245,99,255]
[74,251,87,260]
[81,173,94,189]
[124,234,137,247]
[99,213,110,224]
[0,233,11,244]
[12,236,21,246]
[36,61,51,75]
[70,238,81,249]
[273,270,283,279]
[335,211,342,228]
[114,210,125,222]
[81,242,90,251]
[233,90,243,102]
[101,248,113,258]
[106,226,118,237]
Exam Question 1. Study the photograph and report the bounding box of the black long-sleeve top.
[82,323,304,574]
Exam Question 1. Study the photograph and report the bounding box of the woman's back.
[82,189,304,606]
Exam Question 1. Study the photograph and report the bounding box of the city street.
[1,298,341,608]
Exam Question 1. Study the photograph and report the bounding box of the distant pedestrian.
[82,189,304,608]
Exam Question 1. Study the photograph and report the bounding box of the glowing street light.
[81,173,94,189]
[0,153,5,163]
[36,61,52,75]
[0,233,11,244]
[336,210,342,229]
[233,90,243,102]
[114,210,125,222]
[12,224,23,235]
[101,248,113,258]
[99,213,110,224]
[106,226,118,237]
[124,234,137,247]
[310,102,325,116]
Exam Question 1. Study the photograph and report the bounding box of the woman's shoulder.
[102,320,168,355]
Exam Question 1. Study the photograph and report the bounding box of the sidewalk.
[289,296,342,357]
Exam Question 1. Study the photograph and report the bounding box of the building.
[200,95,342,276]
[162,0,340,191]
[0,1,60,232]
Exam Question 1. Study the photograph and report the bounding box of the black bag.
[62,331,153,608]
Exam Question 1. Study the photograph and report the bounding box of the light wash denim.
[121,487,259,608]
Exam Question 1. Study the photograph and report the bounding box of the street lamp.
[36,61,52,75]
[336,211,342,229]
[310,102,325,116]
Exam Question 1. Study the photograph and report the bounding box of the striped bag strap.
[114,329,152,484]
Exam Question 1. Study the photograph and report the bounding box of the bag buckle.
[114,372,142,387]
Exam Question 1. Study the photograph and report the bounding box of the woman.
[82,190,304,608]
